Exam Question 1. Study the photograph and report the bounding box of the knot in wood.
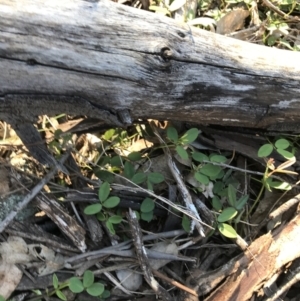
[26,58,37,65]
[161,47,172,61]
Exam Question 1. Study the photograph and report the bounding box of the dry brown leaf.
[28,244,65,275]
[0,236,32,299]
[0,262,22,299]
[217,9,250,35]
[127,138,153,152]
[0,236,35,264]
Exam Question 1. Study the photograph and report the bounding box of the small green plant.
[48,129,73,155]
[43,274,70,301]
[246,138,298,216]
[257,138,297,192]
[102,128,133,148]
[149,0,187,16]
[166,127,244,236]
[122,160,165,191]
[264,11,300,51]
[140,197,155,222]
[166,127,200,160]
[84,182,122,234]
[51,274,68,300]
[69,270,110,298]
[212,184,249,238]
[96,149,165,191]
[94,126,165,225]
[193,152,227,185]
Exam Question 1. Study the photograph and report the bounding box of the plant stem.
[248,181,265,217]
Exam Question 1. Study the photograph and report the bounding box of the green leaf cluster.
[140,197,155,222]
[102,128,131,147]
[258,138,294,160]
[50,274,69,301]
[84,182,120,215]
[258,138,295,192]
[124,161,165,191]
[97,150,164,191]
[84,182,122,235]
[167,127,200,160]
[48,129,73,156]
[69,270,110,299]
[212,184,249,238]
[193,152,227,185]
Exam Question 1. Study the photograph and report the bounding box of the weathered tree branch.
[185,212,300,301]
[0,0,300,131]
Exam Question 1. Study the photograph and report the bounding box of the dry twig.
[151,123,206,236]
[0,152,69,233]
[127,208,172,301]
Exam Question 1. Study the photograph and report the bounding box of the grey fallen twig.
[127,208,172,301]
[65,229,187,265]
[0,152,69,233]
[35,195,86,252]
[151,123,205,236]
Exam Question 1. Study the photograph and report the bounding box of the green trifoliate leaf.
[176,145,189,160]
[99,182,110,203]
[103,129,115,140]
[148,172,164,184]
[218,223,238,238]
[180,128,199,145]
[227,184,236,207]
[108,215,123,224]
[192,152,208,162]
[86,283,105,297]
[141,211,154,222]
[199,164,222,177]
[141,198,155,213]
[123,161,135,179]
[275,138,290,150]
[209,154,227,163]
[69,277,84,293]
[131,172,147,184]
[276,149,295,160]
[167,126,178,143]
[194,172,209,185]
[236,195,249,210]
[102,196,120,208]
[56,290,67,301]
[217,207,238,222]
[83,270,94,288]
[182,214,191,232]
[128,151,142,161]
[53,274,59,289]
[212,196,222,211]
[84,204,102,215]
[257,144,273,157]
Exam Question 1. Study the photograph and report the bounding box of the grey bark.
[0,0,300,132]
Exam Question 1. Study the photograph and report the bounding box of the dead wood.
[187,209,300,301]
[0,0,300,132]
[1,1,300,300]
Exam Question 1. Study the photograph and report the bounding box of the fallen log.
[0,0,300,132]
[186,210,300,301]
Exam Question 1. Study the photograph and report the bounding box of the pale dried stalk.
[151,124,205,236]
